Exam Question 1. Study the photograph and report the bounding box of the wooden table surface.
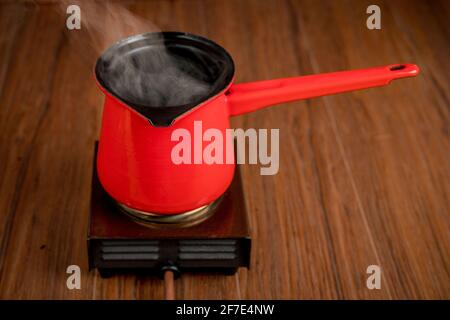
[0,0,448,299]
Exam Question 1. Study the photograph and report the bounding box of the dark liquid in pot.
[103,46,215,108]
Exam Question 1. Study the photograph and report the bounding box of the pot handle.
[226,63,420,116]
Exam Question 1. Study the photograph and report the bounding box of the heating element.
[88,144,251,278]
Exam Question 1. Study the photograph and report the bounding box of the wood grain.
[0,0,448,299]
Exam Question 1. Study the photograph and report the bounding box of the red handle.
[226,63,420,116]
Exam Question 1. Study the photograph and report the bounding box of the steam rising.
[103,43,213,107]
[63,1,212,107]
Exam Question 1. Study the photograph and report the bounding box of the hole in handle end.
[388,63,420,79]
[390,65,406,71]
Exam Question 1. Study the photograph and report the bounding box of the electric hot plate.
[87,144,251,278]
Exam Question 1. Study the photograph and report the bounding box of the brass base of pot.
[116,197,223,228]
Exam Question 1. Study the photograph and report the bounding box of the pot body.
[97,94,235,214]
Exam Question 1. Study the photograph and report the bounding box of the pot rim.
[94,32,236,126]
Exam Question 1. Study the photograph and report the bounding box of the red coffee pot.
[95,32,419,215]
